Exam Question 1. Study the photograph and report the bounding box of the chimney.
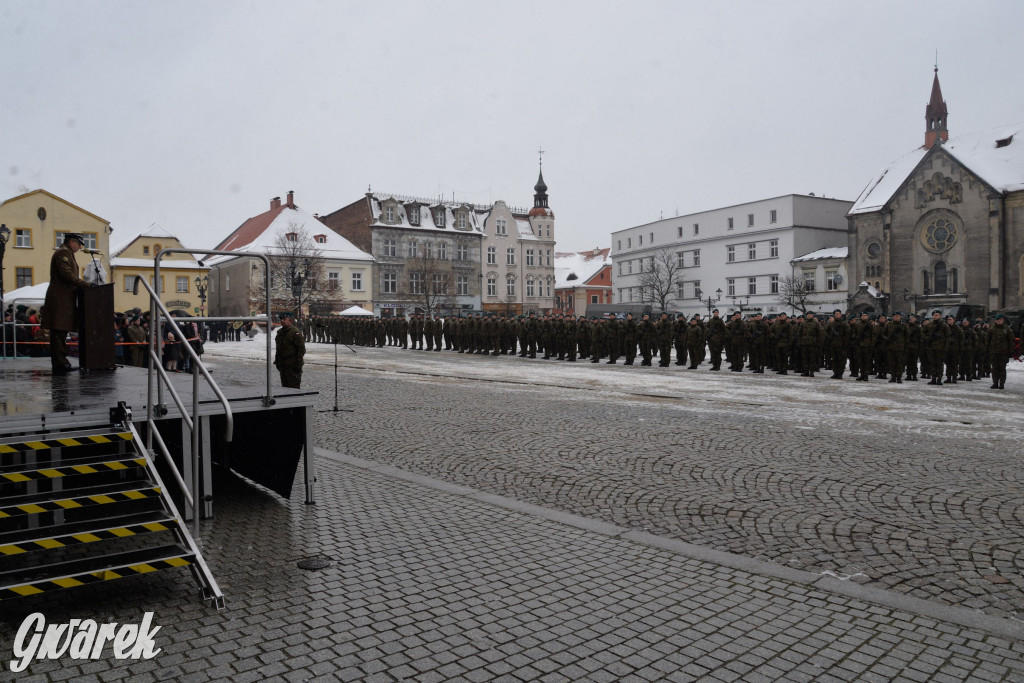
[286,190,295,208]
[271,196,281,210]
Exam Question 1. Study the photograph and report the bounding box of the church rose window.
[867,242,881,257]
[921,217,959,253]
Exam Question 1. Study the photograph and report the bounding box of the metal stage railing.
[133,276,234,542]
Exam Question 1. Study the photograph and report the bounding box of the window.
[526,280,535,297]
[951,268,958,294]
[385,205,395,222]
[694,223,699,236]
[506,276,515,297]
[143,246,149,255]
[546,250,551,266]
[618,288,624,303]
[934,261,947,294]
[383,239,397,257]
[770,275,779,294]
[769,239,779,258]
[692,280,701,299]
[649,232,654,243]
[55,232,97,250]
[423,242,432,259]
[619,262,625,276]
[285,232,297,242]
[747,214,754,227]
[638,234,643,246]
[506,247,516,266]
[677,252,685,268]
[456,243,468,261]
[410,273,423,294]
[693,249,700,267]
[727,245,736,262]
[628,260,633,274]
[407,240,418,258]
[677,281,685,298]
[546,225,550,238]
[826,270,839,291]
[727,217,734,230]
[15,229,31,247]
[591,294,599,304]
[176,276,189,293]
[803,271,816,291]
[748,277,757,295]
[314,234,327,244]
[922,270,931,294]
[487,277,496,296]
[456,213,467,229]
[328,272,340,290]
[434,210,445,228]
[431,274,443,292]
[770,209,777,223]
[727,278,735,296]
[627,237,632,248]
[678,226,683,238]
[409,206,420,225]
[16,267,32,288]
[496,218,507,235]
[123,275,134,292]
[382,272,396,294]
[748,243,756,260]
[457,275,468,296]
[149,276,165,294]
[351,272,363,291]
[487,247,496,265]
[437,242,447,260]
[526,249,535,266]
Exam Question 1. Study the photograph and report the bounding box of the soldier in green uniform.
[747,312,767,373]
[706,309,726,371]
[944,315,962,383]
[274,312,305,389]
[638,313,655,366]
[851,311,874,381]
[673,314,688,366]
[685,315,706,368]
[43,232,93,373]
[905,314,922,381]
[958,319,975,381]
[725,312,745,372]
[883,312,907,383]
[605,315,621,364]
[987,313,1015,389]
[622,312,638,365]
[826,310,849,379]
[656,312,673,367]
[923,310,950,385]
[796,311,824,377]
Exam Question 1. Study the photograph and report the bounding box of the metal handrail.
[153,248,274,408]
[133,275,233,540]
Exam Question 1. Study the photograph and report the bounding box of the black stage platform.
[0,358,317,515]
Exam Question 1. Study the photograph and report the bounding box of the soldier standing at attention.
[685,315,706,369]
[883,312,908,383]
[944,315,963,384]
[274,312,305,389]
[987,313,1014,389]
[673,313,688,366]
[725,311,745,372]
[638,313,655,366]
[905,314,922,381]
[706,309,726,371]
[605,315,621,364]
[747,312,767,373]
[826,310,849,379]
[43,232,93,373]
[656,312,674,367]
[796,311,824,377]
[622,312,638,365]
[923,310,950,385]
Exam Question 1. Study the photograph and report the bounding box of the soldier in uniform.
[725,311,745,372]
[883,312,907,383]
[987,313,1014,389]
[747,312,767,373]
[905,314,922,381]
[43,232,93,373]
[851,311,874,381]
[923,310,950,385]
[637,313,655,366]
[605,315,621,364]
[656,312,673,367]
[673,313,688,366]
[706,309,726,371]
[621,312,638,365]
[274,311,305,389]
[826,310,849,379]
[944,315,963,383]
[685,315,706,368]
[958,318,975,381]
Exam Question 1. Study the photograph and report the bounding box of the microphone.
[84,248,103,255]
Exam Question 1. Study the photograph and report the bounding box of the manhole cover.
[297,556,331,570]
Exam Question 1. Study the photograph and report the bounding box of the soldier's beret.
[280,311,295,320]
[833,309,842,314]
[932,310,943,316]
[16,304,27,312]
[945,314,954,320]
[994,313,1005,320]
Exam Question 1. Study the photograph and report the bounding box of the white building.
[611,194,853,317]
[789,247,850,314]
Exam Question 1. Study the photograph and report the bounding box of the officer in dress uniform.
[43,232,93,373]
[274,311,305,388]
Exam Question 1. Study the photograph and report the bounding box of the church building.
[847,69,1024,314]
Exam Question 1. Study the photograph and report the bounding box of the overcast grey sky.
[3,0,1023,252]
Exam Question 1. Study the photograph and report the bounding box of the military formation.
[298,308,1019,389]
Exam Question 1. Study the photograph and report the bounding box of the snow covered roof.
[554,249,611,289]
[792,247,848,262]
[210,202,373,265]
[110,257,207,270]
[141,223,176,238]
[850,123,1024,215]
[369,194,487,235]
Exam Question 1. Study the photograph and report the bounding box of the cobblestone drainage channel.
[296,556,331,570]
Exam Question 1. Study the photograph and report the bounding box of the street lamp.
[289,258,312,319]
[194,275,209,314]
[902,287,923,315]
[0,225,9,357]
[730,294,751,314]
[696,286,722,318]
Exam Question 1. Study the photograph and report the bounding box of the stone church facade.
[848,69,1023,315]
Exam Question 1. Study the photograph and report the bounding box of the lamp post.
[289,258,312,319]
[696,287,722,318]
[0,225,9,358]
[902,287,923,315]
[731,294,751,314]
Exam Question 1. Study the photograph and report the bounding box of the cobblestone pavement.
[257,342,1024,623]
[4,449,1024,682]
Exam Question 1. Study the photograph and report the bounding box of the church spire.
[533,148,549,210]
[924,64,949,149]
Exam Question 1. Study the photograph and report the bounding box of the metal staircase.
[0,407,224,608]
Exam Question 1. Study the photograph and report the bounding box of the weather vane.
[538,146,545,168]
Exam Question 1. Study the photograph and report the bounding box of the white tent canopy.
[336,305,373,317]
[4,282,49,305]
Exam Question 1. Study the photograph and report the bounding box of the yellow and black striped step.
[0,432,133,455]
[0,455,148,482]
[0,484,162,519]
[0,544,194,600]
[0,511,177,556]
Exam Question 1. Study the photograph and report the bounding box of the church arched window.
[950,268,958,294]
[934,262,947,294]
[923,270,931,295]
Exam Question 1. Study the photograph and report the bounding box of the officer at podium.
[43,232,92,373]
[274,311,305,388]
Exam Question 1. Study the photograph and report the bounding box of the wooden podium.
[78,283,116,370]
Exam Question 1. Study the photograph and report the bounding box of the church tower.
[924,66,949,149]
[528,154,554,240]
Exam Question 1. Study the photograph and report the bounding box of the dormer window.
[434,210,445,228]
[456,212,467,229]
[285,233,297,242]
[409,206,420,225]
[496,218,508,235]
[996,134,1013,149]
[385,205,395,222]
[314,234,327,244]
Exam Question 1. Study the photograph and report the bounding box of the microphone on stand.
[83,248,103,255]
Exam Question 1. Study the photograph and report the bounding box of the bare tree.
[402,243,458,314]
[637,247,683,312]
[248,223,327,317]
[778,274,815,315]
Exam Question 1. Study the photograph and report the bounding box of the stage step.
[0,415,223,608]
